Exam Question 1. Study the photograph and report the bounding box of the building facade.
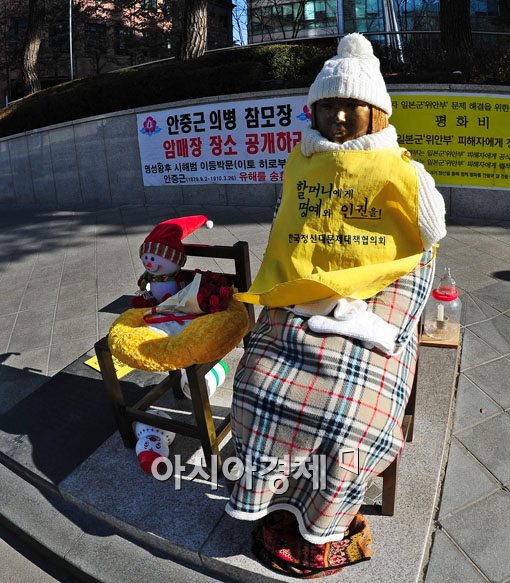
[1,0,233,104]
[247,0,510,44]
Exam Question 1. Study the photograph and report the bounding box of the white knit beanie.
[307,33,392,116]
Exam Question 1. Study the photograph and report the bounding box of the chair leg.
[94,337,136,448]
[185,365,220,467]
[381,457,398,516]
[405,354,419,443]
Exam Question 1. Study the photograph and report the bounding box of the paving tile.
[55,294,97,321]
[0,313,16,352]
[19,286,59,311]
[0,295,22,316]
[48,336,98,374]
[25,273,62,291]
[96,275,133,291]
[13,307,54,330]
[60,241,86,256]
[472,238,510,261]
[59,432,227,561]
[97,290,128,312]
[97,256,133,274]
[248,244,269,262]
[425,529,488,583]
[445,227,490,247]
[463,358,510,410]
[64,528,219,583]
[2,346,50,375]
[97,312,118,338]
[455,413,510,485]
[0,463,84,567]
[195,225,238,246]
[0,368,48,415]
[52,314,97,343]
[442,248,500,269]
[453,374,502,433]
[459,329,501,371]
[438,235,471,255]
[96,263,134,278]
[460,293,500,326]
[467,314,510,355]
[455,271,502,293]
[8,324,53,353]
[6,248,39,266]
[473,281,510,312]
[60,266,94,286]
[469,224,510,244]
[364,480,383,504]
[29,264,63,280]
[438,439,500,518]
[441,490,510,583]
[36,251,67,267]
[58,280,98,302]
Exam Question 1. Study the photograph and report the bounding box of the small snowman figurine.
[132,215,213,308]
[134,409,176,474]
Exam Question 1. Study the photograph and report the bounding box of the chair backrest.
[182,241,256,333]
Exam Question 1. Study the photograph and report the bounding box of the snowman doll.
[134,409,176,474]
[132,215,213,308]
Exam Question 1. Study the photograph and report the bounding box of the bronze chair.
[95,240,419,513]
[379,347,419,515]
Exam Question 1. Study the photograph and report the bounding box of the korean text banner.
[137,97,311,186]
[137,93,510,189]
[391,93,510,190]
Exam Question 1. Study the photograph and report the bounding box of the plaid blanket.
[225,250,435,544]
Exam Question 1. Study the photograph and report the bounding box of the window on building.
[85,22,108,51]
[210,4,229,26]
[163,0,173,18]
[304,1,316,20]
[8,18,28,38]
[282,3,293,17]
[115,27,133,55]
[48,21,69,49]
[251,0,339,36]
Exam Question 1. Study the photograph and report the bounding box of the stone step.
[0,343,459,582]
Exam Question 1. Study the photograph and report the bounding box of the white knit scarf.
[300,124,399,157]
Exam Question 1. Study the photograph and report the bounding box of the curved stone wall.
[0,85,508,219]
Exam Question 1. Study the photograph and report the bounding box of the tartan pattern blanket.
[225,250,435,544]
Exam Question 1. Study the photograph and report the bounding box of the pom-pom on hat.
[139,215,213,267]
[307,33,392,116]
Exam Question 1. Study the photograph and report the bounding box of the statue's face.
[314,98,371,144]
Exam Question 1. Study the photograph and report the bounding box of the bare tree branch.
[232,0,247,45]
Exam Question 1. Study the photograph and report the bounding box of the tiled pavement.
[425,222,510,583]
[0,205,510,581]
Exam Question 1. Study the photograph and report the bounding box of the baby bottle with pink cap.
[424,267,462,340]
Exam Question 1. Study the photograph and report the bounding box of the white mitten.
[333,298,368,320]
[291,297,339,317]
[308,311,398,355]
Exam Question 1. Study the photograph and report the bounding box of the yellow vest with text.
[235,146,424,307]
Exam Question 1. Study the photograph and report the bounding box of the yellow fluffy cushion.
[108,300,250,372]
